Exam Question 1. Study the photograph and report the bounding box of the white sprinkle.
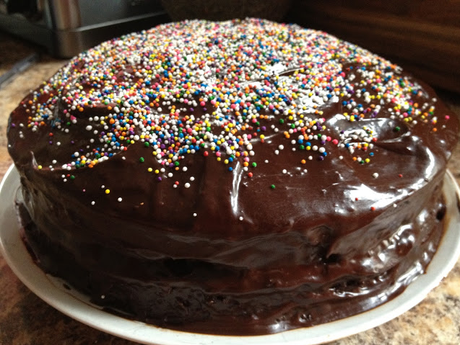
[373,173,379,179]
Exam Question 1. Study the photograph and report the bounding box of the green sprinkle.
[139,157,145,163]
[270,184,276,189]
[252,162,257,168]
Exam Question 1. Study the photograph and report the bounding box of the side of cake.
[7,19,459,335]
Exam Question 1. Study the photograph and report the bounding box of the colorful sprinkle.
[16,18,444,185]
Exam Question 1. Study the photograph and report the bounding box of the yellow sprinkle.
[105,189,111,194]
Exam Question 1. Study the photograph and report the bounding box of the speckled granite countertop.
[1,32,460,345]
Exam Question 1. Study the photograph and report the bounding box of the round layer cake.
[7,19,459,335]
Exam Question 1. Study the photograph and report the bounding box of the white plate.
[1,164,460,345]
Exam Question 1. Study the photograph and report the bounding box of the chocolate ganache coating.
[7,19,459,335]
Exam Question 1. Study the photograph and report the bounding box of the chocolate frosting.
[7,19,459,335]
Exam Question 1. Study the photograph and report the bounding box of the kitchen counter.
[1,32,460,345]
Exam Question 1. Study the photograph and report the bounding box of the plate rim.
[1,164,460,345]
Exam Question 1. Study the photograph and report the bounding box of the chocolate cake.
[6,19,459,335]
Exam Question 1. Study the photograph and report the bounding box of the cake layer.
[17,176,446,335]
[7,19,459,335]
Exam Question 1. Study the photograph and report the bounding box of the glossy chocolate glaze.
[6,19,459,335]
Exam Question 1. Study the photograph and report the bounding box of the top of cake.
[8,18,458,240]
